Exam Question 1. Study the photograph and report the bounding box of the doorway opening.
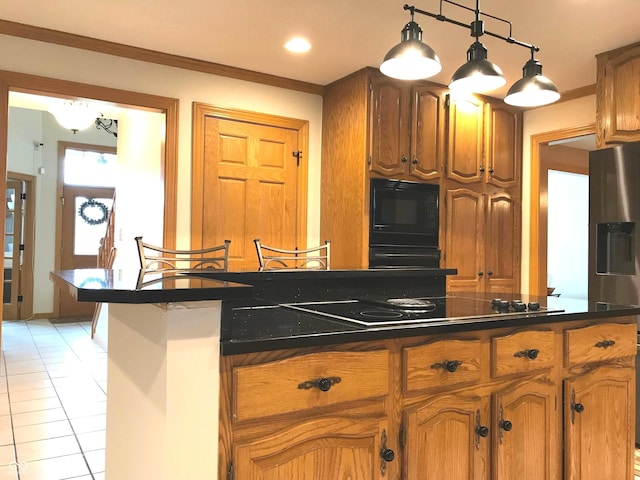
[529,125,595,297]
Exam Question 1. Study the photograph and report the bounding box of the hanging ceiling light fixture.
[48,100,99,134]
[380,1,560,107]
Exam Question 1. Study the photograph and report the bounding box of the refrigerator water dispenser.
[596,222,635,274]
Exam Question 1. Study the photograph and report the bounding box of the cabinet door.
[564,367,634,480]
[445,188,485,292]
[486,105,521,188]
[493,380,557,480]
[370,76,410,176]
[596,45,640,146]
[404,394,488,480]
[484,192,520,294]
[409,85,445,181]
[235,417,391,479]
[446,96,485,184]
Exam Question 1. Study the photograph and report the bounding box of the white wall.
[521,95,596,293]
[7,107,117,315]
[0,33,323,254]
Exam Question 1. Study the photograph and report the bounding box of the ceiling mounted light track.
[380,0,560,107]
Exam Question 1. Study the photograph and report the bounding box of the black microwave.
[369,178,439,247]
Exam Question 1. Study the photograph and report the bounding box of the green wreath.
[78,198,109,226]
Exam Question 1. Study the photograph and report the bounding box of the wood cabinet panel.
[491,330,555,377]
[493,380,556,480]
[487,105,521,188]
[233,349,389,421]
[564,323,636,366]
[403,338,482,392]
[410,85,445,180]
[596,42,640,147]
[564,367,634,480]
[447,97,485,184]
[235,417,390,480]
[404,394,488,480]
[369,77,409,176]
[484,191,520,294]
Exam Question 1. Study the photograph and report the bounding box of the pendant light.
[504,51,560,107]
[48,100,99,134]
[379,10,442,81]
[449,40,506,93]
[379,2,560,107]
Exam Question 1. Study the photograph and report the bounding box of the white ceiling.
[0,0,638,98]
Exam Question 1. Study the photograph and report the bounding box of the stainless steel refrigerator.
[588,140,640,444]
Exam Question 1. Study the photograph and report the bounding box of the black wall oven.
[369,178,440,268]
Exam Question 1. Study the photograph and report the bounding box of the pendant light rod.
[404,3,540,53]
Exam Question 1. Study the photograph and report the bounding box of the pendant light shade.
[449,41,506,93]
[379,20,442,80]
[504,57,560,107]
[49,100,99,133]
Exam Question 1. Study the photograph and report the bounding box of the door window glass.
[74,196,114,255]
[64,149,118,187]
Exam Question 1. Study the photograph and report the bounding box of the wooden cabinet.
[220,318,636,480]
[563,323,636,480]
[445,188,520,293]
[369,75,446,181]
[596,41,640,148]
[446,97,521,188]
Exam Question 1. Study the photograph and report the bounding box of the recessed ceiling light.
[285,37,311,53]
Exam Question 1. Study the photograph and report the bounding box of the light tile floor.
[0,319,106,480]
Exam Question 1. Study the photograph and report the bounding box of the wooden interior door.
[59,186,114,317]
[198,115,301,271]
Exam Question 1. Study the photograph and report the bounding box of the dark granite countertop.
[50,269,253,303]
[221,293,640,355]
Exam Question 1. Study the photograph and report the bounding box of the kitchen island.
[51,267,640,480]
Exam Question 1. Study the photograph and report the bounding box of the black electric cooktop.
[281,295,564,327]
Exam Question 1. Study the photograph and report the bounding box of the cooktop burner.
[281,296,564,327]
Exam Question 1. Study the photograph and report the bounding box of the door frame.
[4,172,35,320]
[528,123,595,296]
[0,70,179,329]
[190,103,309,251]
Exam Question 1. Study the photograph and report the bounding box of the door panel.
[201,116,299,271]
[410,86,445,180]
[3,180,22,319]
[59,186,114,317]
[447,97,485,184]
[485,192,519,293]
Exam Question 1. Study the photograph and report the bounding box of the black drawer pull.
[297,376,341,392]
[514,348,539,360]
[431,360,462,372]
[595,339,616,348]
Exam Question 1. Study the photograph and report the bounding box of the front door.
[58,186,114,317]
[193,109,306,271]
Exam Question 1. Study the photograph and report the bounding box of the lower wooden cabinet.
[220,319,635,480]
[564,366,635,480]
[234,417,391,479]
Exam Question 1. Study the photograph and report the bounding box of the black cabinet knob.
[381,448,395,462]
[526,349,539,359]
[401,155,408,164]
[573,402,585,414]
[479,165,485,173]
[412,157,418,165]
[317,378,332,392]
[499,419,513,432]
[446,360,461,372]
[476,425,489,438]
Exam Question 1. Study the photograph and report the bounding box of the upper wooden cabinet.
[446,96,521,187]
[596,41,640,148]
[369,74,446,180]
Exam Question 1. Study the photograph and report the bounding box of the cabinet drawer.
[403,339,482,392]
[565,323,637,366]
[491,330,555,377]
[233,349,389,422]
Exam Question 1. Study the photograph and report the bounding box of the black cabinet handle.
[401,155,408,164]
[297,376,341,391]
[379,429,394,476]
[412,157,418,165]
[431,360,462,372]
[474,410,488,450]
[573,402,585,413]
[478,270,484,277]
[595,339,616,348]
[499,419,513,432]
[514,348,540,360]
[488,166,494,174]
[479,164,485,173]
[476,425,489,437]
